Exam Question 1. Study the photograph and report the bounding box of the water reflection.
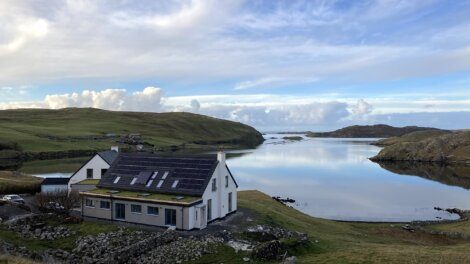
[226,134,469,222]
[376,161,470,190]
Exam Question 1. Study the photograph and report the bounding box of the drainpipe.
[181,207,184,230]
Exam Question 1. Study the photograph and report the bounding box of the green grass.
[75,179,100,185]
[236,190,470,264]
[0,171,42,194]
[0,108,263,154]
[19,157,89,174]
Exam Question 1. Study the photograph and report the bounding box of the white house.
[80,151,238,230]
[68,147,119,191]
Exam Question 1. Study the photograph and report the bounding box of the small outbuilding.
[41,177,69,194]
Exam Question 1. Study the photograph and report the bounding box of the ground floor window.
[207,199,212,221]
[131,204,142,213]
[85,199,95,207]
[100,201,110,209]
[228,192,233,212]
[147,206,159,215]
[165,209,176,226]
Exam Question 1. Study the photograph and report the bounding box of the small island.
[282,136,303,141]
[307,124,442,138]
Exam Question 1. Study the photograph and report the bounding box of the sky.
[0,0,469,131]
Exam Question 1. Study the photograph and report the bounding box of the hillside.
[0,108,264,160]
[373,130,451,146]
[371,131,470,164]
[307,124,443,138]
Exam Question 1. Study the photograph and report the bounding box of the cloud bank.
[0,87,468,131]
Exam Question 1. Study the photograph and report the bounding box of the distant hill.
[307,124,443,138]
[0,108,264,161]
[370,130,470,164]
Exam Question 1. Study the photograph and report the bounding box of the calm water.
[224,134,470,222]
[27,134,470,222]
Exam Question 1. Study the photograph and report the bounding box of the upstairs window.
[172,180,179,188]
[162,171,169,179]
[151,171,158,180]
[212,178,217,191]
[157,180,164,188]
[130,177,137,185]
[146,179,153,187]
[113,176,121,184]
[101,169,107,177]
[86,169,93,179]
[225,175,229,188]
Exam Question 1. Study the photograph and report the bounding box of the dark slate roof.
[42,177,70,185]
[97,150,119,165]
[97,153,219,196]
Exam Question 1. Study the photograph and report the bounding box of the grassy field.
[0,190,469,263]
[0,108,263,154]
[231,191,470,263]
[0,171,42,194]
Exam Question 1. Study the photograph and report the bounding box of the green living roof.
[75,179,100,185]
[83,188,202,204]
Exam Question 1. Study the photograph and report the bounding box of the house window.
[85,199,95,207]
[147,206,159,215]
[212,179,217,191]
[146,180,153,187]
[172,180,179,188]
[101,169,107,177]
[86,169,93,179]
[131,204,142,214]
[207,199,212,221]
[151,171,158,179]
[228,192,233,212]
[157,180,164,188]
[113,176,121,184]
[100,201,110,209]
[225,175,229,188]
[162,171,169,179]
[165,209,177,226]
[130,177,137,185]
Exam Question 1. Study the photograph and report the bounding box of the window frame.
[100,200,110,210]
[212,178,217,192]
[86,168,93,179]
[147,206,159,216]
[85,198,95,208]
[225,175,229,188]
[101,168,107,177]
[131,204,142,214]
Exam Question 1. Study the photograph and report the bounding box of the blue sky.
[0,0,469,131]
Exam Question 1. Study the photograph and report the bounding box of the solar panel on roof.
[135,171,153,184]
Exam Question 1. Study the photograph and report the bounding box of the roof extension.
[82,188,202,206]
[97,152,219,196]
[42,177,70,185]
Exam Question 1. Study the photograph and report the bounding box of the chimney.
[111,146,119,152]
[217,151,226,165]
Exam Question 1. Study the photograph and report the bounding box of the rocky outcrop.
[371,131,470,164]
[6,214,75,240]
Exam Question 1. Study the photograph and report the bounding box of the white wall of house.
[41,184,68,194]
[68,155,110,190]
[201,152,237,224]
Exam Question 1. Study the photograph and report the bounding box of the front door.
[165,209,176,226]
[115,203,125,220]
[200,206,207,228]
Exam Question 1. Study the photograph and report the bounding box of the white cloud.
[190,99,201,112]
[352,99,373,116]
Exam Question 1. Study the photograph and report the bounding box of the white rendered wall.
[68,155,110,190]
